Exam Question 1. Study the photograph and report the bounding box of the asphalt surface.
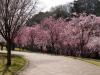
[0,51,100,75]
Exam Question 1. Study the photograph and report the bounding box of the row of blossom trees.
[15,13,100,58]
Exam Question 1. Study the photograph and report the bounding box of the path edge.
[15,55,29,75]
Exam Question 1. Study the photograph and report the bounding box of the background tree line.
[15,13,100,59]
[27,0,100,26]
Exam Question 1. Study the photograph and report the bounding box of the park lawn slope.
[0,53,27,75]
[72,57,100,67]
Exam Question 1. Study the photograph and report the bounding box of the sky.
[37,0,74,12]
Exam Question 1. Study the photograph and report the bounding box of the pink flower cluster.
[14,14,100,52]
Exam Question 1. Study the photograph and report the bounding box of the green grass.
[15,48,23,51]
[2,47,21,51]
[3,47,27,51]
[72,57,100,67]
[0,53,27,75]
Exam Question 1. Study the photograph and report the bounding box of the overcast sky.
[37,0,74,12]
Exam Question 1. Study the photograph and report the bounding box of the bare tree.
[0,0,38,66]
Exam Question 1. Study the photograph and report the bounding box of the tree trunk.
[80,43,84,57]
[6,42,12,66]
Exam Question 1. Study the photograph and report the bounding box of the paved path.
[0,51,100,75]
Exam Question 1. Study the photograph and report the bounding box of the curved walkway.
[0,51,100,75]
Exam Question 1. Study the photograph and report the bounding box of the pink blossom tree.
[15,14,100,57]
[69,13,100,56]
[41,16,67,54]
[15,25,50,52]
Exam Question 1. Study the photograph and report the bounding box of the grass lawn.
[3,47,27,51]
[0,53,27,75]
[72,57,100,67]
